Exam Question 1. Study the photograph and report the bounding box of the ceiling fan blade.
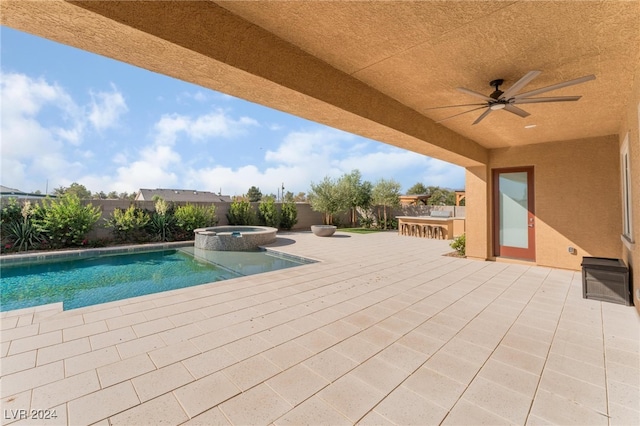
[500,70,541,100]
[472,108,493,125]
[513,96,581,104]
[456,87,494,102]
[504,104,530,118]
[424,102,487,110]
[436,106,487,123]
[513,74,596,99]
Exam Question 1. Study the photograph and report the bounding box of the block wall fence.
[2,198,465,241]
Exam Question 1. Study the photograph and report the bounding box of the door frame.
[492,166,536,261]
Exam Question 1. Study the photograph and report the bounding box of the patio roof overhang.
[3,1,637,168]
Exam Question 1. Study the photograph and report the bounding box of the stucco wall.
[489,135,622,271]
[618,63,640,312]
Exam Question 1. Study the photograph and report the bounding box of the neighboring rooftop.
[0,185,50,198]
[135,188,232,203]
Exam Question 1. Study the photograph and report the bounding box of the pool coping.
[0,241,195,267]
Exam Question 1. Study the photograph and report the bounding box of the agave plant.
[6,202,42,251]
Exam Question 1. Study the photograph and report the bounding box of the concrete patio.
[1,231,638,425]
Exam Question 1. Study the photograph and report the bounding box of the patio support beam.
[1,0,487,167]
[465,165,491,260]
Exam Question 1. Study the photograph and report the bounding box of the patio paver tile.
[116,334,165,359]
[219,383,292,425]
[1,360,64,399]
[89,327,137,351]
[1,350,37,376]
[262,340,314,370]
[37,337,91,365]
[182,407,231,426]
[31,370,100,410]
[357,410,395,425]
[38,315,84,334]
[350,356,407,394]
[0,319,40,342]
[545,352,606,387]
[491,344,546,375]
[7,331,62,356]
[109,392,188,426]
[302,348,358,382]
[67,380,140,425]
[477,358,540,397]
[0,390,32,425]
[181,346,238,379]
[148,340,200,368]
[62,320,108,342]
[403,366,467,411]
[131,361,194,402]
[64,346,120,377]
[173,371,240,418]
[443,399,512,425]
[266,363,329,406]
[461,376,533,424]
[273,395,351,425]
[318,374,385,423]
[373,385,449,425]
[222,354,282,391]
[96,353,156,388]
[528,388,608,425]
[539,368,607,414]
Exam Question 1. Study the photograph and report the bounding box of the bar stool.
[421,224,432,238]
[400,222,410,236]
[409,223,419,237]
[432,226,444,239]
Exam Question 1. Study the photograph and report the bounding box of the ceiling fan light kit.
[433,71,595,125]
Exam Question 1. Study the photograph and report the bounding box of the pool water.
[0,248,313,312]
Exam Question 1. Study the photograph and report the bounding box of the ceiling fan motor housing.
[489,79,504,100]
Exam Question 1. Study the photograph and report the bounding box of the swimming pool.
[0,247,314,312]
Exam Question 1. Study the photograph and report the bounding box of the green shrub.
[1,197,22,230]
[4,201,43,251]
[279,201,298,230]
[359,216,374,229]
[35,194,101,248]
[174,204,218,238]
[450,233,466,256]
[106,205,151,243]
[150,198,174,242]
[226,199,257,225]
[258,197,280,228]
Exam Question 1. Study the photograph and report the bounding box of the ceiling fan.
[430,71,595,125]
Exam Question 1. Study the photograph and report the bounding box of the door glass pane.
[499,172,528,248]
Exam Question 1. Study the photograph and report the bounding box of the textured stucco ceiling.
[216,0,639,149]
[2,1,639,165]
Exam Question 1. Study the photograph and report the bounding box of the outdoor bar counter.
[397,215,465,240]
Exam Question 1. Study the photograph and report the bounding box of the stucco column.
[465,166,490,260]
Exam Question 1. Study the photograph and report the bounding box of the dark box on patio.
[581,257,632,306]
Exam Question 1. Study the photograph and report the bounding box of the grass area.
[337,228,386,234]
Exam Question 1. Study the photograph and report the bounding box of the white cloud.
[153,109,259,145]
[88,84,128,131]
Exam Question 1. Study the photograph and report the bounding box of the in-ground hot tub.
[194,226,277,251]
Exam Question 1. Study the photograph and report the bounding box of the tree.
[406,182,429,195]
[258,196,280,227]
[426,186,456,206]
[293,192,306,202]
[107,191,119,199]
[372,178,401,229]
[308,176,345,225]
[54,182,92,199]
[94,191,107,199]
[246,186,262,202]
[337,169,372,227]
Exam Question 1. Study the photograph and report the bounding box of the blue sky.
[1,27,464,197]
